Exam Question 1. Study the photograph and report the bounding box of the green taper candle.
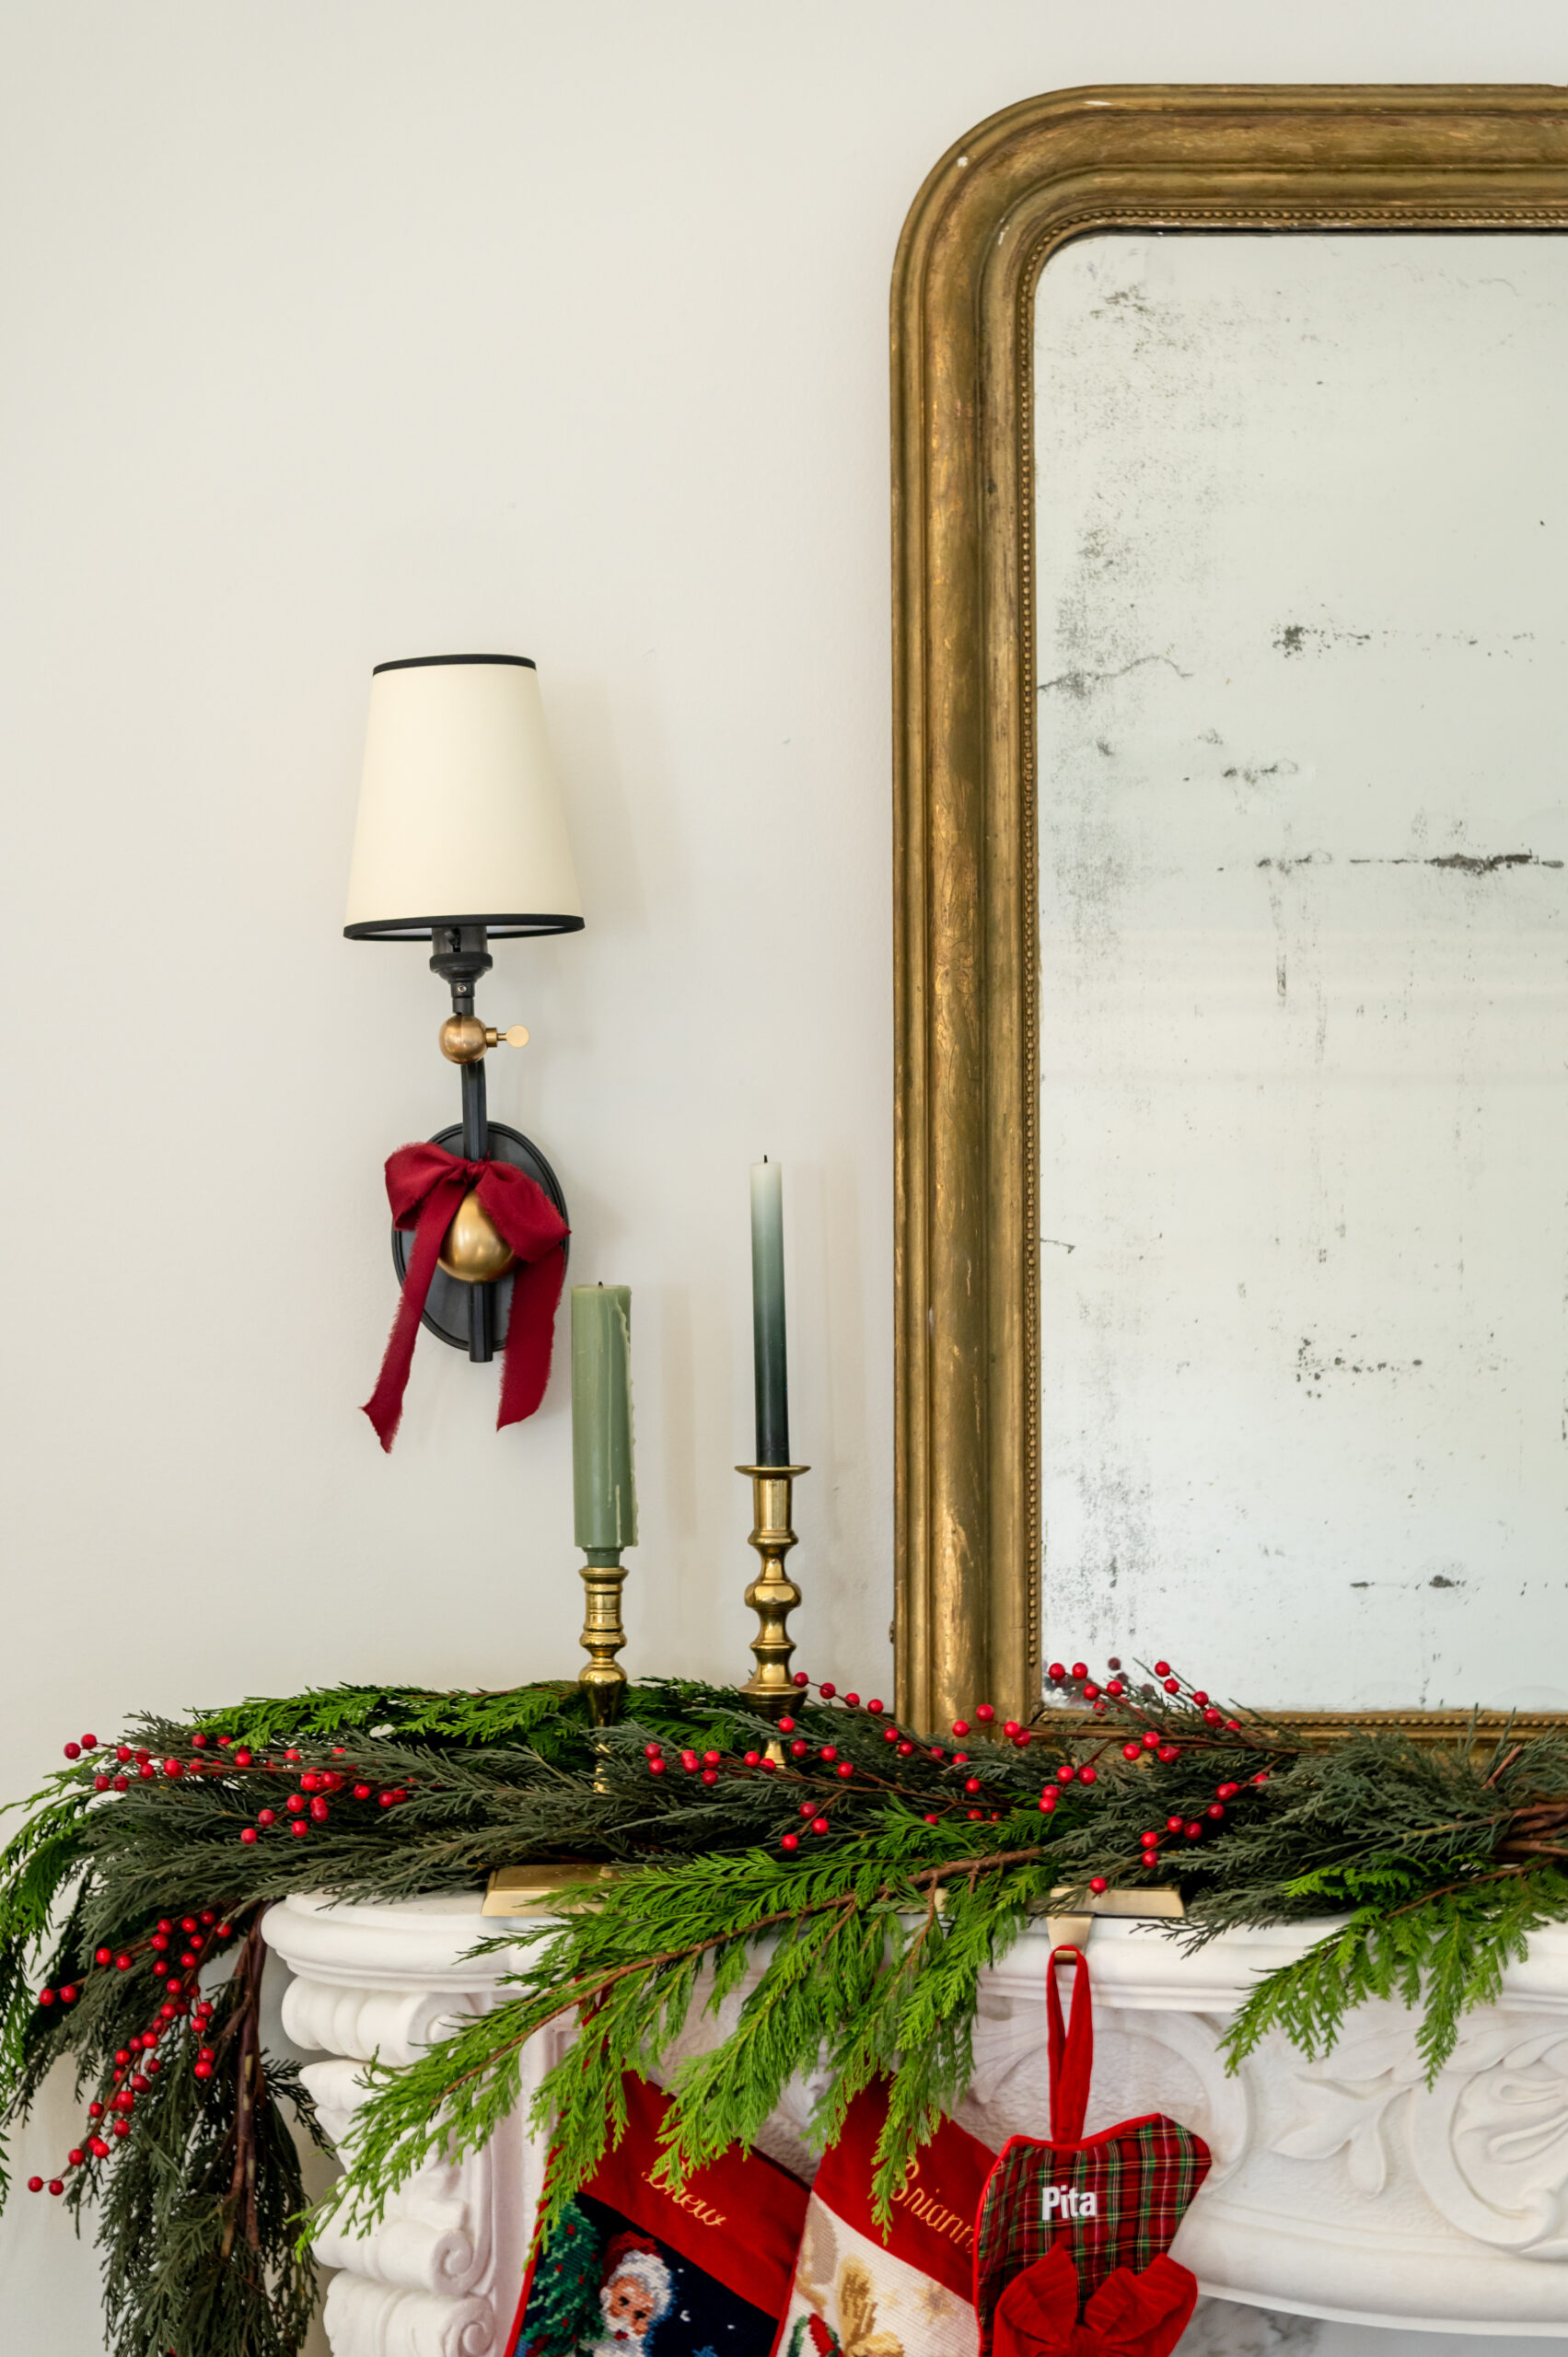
[572,1284,636,1550]
[750,1159,789,1465]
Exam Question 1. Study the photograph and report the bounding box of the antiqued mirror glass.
[1035,233,1568,1711]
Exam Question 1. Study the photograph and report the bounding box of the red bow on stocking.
[993,2248,1197,2357]
[362,1142,570,1451]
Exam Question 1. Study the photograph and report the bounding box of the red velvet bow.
[362,1142,570,1452]
[993,2250,1197,2357]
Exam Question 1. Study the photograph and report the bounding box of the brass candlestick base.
[578,1549,629,1727]
[737,1465,809,1713]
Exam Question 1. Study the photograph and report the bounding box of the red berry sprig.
[607,1659,1275,1874]
[1031,1648,1277,1876]
[636,1674,1039,1851]
[61,1721,422,1845]
[237,1750,412,1843]
[27,1911,239,2196]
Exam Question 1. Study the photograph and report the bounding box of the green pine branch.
[311,1817,1058,2250]
[1222,1865,1568,2083]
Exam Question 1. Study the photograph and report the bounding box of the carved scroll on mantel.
[264,1893,575,2357]
[264,1895,1568,2349]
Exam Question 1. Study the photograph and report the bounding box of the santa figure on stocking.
[587,2235,674,2356]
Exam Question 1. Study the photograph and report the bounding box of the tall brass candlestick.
[738,1463,808,1711]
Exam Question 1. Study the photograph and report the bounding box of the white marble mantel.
[262,1893,1568,2355]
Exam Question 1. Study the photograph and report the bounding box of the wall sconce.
[345,654,582,1373]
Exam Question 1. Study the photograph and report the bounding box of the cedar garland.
[2,1666,1567,2357]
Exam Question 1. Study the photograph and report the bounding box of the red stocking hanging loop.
[1046,1944,1093,2142]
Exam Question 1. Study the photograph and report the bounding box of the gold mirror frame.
[891,84,1568,1736]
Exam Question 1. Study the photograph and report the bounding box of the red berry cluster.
[26,1911,237,2197]
[1035,1654,1269,1876]
[1044,1657,1244,1740]
[642,1675,1047,1852]
[652,1654,1273,1879]
[1126,1766,1271,1875]
[642,1700,854,1850]
[35,1715,427,2201]
[64,1724,417,1844]
[948,1702,1033,1748]
[75,1727,237,1794]
[234,1745,412,1844]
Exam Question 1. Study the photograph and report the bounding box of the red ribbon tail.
[362,1176,466,1451]
[496,1239,568,1428]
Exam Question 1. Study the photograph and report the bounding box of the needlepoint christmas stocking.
[509,2073,809,2357]
[775,2079,997,2357]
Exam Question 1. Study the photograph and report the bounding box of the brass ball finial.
[439,1016,530,1063]
[439,1189,517,1283]
[439,1014,488,1063]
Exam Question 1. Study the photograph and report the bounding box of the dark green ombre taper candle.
[749,1160,789,1465]
[572,1284,636,1550]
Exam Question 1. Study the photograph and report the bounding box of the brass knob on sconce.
[438,1016,531,1063]
[436,1011,532,1281]
[438,1188,519,1283]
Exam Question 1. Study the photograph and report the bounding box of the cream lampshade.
[343,654,584,939]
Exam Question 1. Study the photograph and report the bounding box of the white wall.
[3,5,1565,2349]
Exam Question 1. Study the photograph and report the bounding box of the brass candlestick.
[737,1464,808,1712]
[578,1548,629,1726]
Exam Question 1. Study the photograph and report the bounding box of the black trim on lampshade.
[345,912,586,941]
[371,653,537,674]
